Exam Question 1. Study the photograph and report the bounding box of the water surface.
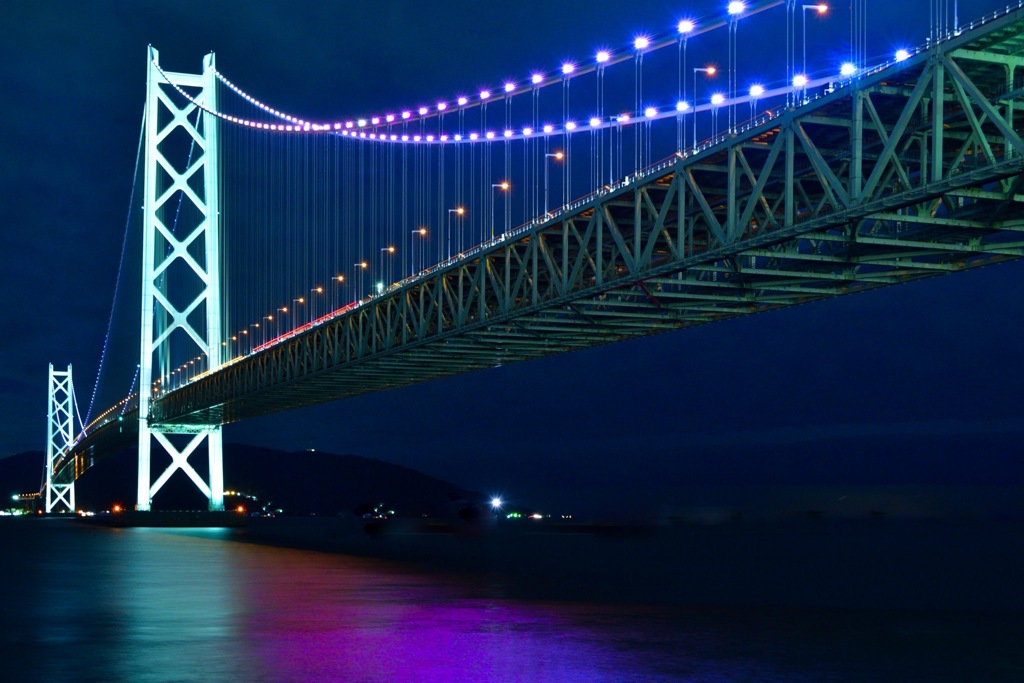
[2,518,1020,682]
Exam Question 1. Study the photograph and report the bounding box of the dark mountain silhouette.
[2,445,480,516]
[0,451,44,498]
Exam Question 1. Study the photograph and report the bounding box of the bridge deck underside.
[62,10,1024,468]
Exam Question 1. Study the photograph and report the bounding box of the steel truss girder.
[138,47,223,511]
[45,364,76,513]
[76,10,1024,433]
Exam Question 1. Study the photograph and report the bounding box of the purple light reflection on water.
[9,522,760,682]
[4,519,1022,682]
[231,542,690,682]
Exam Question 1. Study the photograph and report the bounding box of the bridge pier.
[136,426,223,512]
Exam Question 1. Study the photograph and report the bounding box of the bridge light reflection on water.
[6,520,1021,681]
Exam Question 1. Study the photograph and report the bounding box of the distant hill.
[2,445,481,516]
[0,451,44,498]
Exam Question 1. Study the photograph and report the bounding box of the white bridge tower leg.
[138,47,224,512]
[45,363,76,513]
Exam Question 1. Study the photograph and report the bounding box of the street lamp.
[447,208,464,260]
[309,286,323,321]
[678,19,696,151]
[802,4,828,86]
[333,275,345,311]
[710,93,725,138]
[277,306,288,336]
[379,246,395,293]
[749,84,765,120]
[354,261,368,301]
[693,66,716,148]
[793,73,809,103]
[491,181,509,239]
[410,227,427,275]
[634,35,650,169]
[544,151,564,217]
[727,1,745,133]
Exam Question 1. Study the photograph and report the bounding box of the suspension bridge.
[42,1,1024,513]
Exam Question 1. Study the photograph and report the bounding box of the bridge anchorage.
[46,4,1024,512]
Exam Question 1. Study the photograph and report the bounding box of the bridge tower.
[137,47,223,511]
[45,364,76,513]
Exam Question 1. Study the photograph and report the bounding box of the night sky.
[3,0,1022,516]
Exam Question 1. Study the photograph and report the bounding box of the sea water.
[1,517,1020,682]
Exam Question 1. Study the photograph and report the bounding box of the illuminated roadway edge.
[66,8,1024,469]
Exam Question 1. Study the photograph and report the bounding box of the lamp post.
[354,261,367,302]
[693,66,716,149]
[491,182,509,239]
[277,306,288,336]
[727,1,746,134]
[544,152,563,217]
[595,50,609,188]
[793,73,809,104]
[802,4,828,85]
[678,19,695,151]
[786,0,795,106]
[310,286,323,322]
[410,228,427,276]
[710,93,725,139]
[379,246,395,294]
[748,84,765,121]
[333,274,345,311]
[634,35,650,169]
[447,208,464,260]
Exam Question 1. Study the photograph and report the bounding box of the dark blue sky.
[3,0,1022,514]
